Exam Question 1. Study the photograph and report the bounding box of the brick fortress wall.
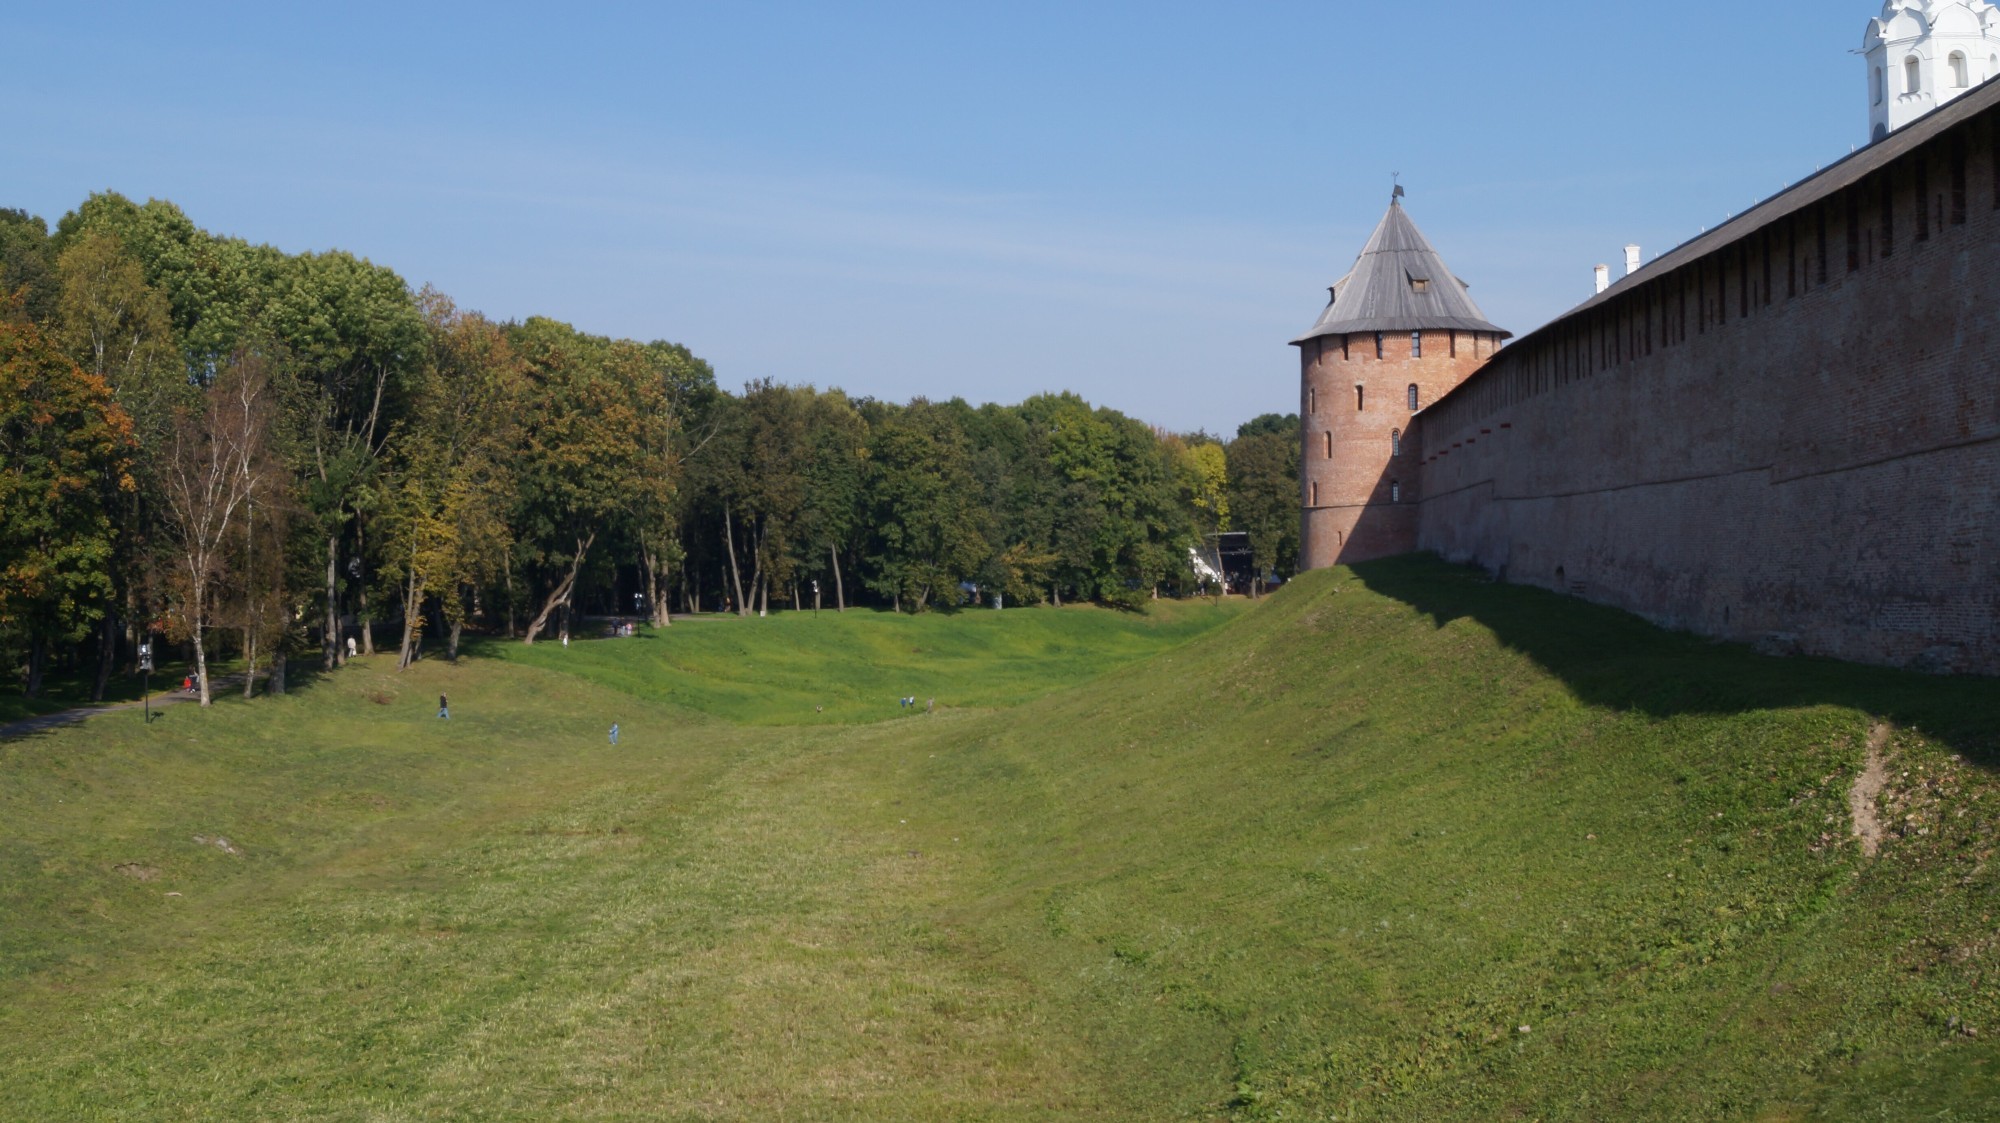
[1410,95,2000,675]
[1300,330,1501,568]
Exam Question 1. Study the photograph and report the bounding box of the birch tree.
[158,354,274,705]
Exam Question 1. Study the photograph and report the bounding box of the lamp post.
[138,641,154,724]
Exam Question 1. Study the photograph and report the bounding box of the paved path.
[0,673,260,741]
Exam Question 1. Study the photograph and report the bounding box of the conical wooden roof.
[1291,198,1510,344]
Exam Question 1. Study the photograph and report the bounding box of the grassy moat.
[2,557,1996,1121]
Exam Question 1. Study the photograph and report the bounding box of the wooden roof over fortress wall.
[1423,75,2000,431]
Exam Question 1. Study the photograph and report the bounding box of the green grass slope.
[907,559,2000,1119]
[0,559,1995,1121]
[490,598,1246,724]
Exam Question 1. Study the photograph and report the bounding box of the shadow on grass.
[1351,554,2000,768]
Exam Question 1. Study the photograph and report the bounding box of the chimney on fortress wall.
[1594,264,1610,294]
[1625,244,1642,276]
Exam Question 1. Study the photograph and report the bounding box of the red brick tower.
[1291,192,1510,569]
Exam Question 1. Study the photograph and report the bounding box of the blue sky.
[9,2,1871,435]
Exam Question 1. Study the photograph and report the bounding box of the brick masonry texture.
[1299,331,1500,569]
[1403,102,2000,676]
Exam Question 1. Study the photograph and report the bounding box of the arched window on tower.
[1323,431,1333,459]
[1907,55,1923,95]
[1310,482,1319,507]
[1355,383,1365,411]
[1307,387,1316,414]
[1390,480,1402,504]
[1373,333,1385,359]
[1391,429,1402,457]
[1952,52,1971,89]
[1407,383,1420,411]
[1874,65,1885,105]
[1410,331,1422,358]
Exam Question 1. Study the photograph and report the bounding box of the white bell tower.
[1865,1,2000,141]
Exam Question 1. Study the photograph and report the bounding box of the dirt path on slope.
[0,673,261,742]
[1850,721,1892,859]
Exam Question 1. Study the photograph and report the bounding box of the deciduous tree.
[158,354,275,705]
[1226,417,1301,595]
[509,319,654,644]
[0,313,136,696]
[862,400,986,612]
[383,292,524,667]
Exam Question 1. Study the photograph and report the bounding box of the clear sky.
[8,1,1872,436]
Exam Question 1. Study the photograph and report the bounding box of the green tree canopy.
[0,314,137,694]
[1226,422,1301,592]
[0,209,58,326]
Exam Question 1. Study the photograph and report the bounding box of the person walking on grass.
[608,723,620,746]
[438,694,449,720]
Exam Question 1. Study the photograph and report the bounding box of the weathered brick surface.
[1300,331,1498,568]
[1407,107,2000,676]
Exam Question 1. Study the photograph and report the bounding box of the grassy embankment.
[1,559,1995,1121]
[487,597,1244,725]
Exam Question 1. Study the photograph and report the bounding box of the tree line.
[0,193,1301,706]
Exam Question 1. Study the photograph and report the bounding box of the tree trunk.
[748,520,765,619]
[503,550,518,638]
[325,533,341,669]
[723,508,747,618]
[243,498,257,698]
[398,564,424,670]
[644,545,671,628]
[430,596,448,652]
[524,572,574,646]
[124,589,139,674]
[643,548,659,625]
[193,584,212,707]
[356,519,374,656]
[830,542,846,612]
[504,547,520,635]
[525,532,595,645]
[91,611,118,702]
[24,634,47,699]
[270,646,287,695]
[448,618,462,661]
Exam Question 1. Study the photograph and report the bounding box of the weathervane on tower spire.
[1392,173,1405,203]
